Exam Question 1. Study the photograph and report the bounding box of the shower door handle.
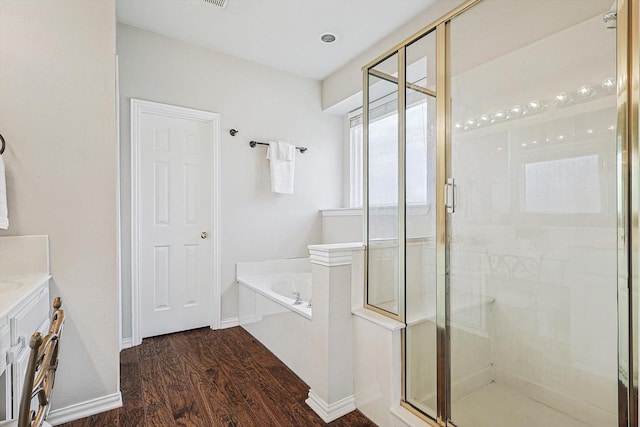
[445,178,456,214]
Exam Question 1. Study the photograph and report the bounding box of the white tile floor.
[450,383,597,427]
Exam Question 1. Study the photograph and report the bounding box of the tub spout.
[293,291,303,304]
[307,298,312,308]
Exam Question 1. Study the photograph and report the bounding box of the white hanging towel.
[0,154,8,229]
[266,141,296,194]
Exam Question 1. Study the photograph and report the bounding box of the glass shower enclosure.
[363,0,638,426]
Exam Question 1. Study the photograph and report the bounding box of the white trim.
[348,107,363,121]
[308,249,352,266]
[305,390,356,423]
[210,110,222,330]
[349,122,364,208]
[130,98,222,345]
[352,307,405,331]
[320,207,363,217]
[46,392,122,425]
[390,405,434,427]
[115,53,123,362]
[307,243,363,267]
[120,337,133,350]
[219,317,239,329]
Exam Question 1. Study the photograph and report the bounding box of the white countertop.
[0,274,51,319]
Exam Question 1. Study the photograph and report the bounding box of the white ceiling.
[116,0,437,81]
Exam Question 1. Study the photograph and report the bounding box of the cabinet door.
[0,366,9,421]
[10,318,49,418]
[10,287,49,346]
[0,325,9,420]
[11,347,29,418]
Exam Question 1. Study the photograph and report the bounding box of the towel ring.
[0,134,5,155]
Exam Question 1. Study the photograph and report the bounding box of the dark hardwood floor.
[58,327,377,427]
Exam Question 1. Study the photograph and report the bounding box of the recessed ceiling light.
[320,33,337,43]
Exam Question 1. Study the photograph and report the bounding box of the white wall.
[0,0,119,413]
[117,24,343,335]
[321,0,467,113]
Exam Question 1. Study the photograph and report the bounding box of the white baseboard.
[306,390,356,423]
[237,314,262,326]
[48,392,122,426]
[124,318,238,347]
[220,317,239,329]
[121,337,133,350]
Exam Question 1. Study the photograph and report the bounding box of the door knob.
[201,232,208,239]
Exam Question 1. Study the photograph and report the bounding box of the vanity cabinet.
[0,235,51,421]
[6,283,50,418]
[0,277,50,420]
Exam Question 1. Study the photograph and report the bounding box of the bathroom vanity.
[0,236,51,421]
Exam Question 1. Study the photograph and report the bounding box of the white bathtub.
[237,258,313,385]
[238,273,312,319]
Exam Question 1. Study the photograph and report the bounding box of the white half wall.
[117,24,343,338]
[0,0,120,413]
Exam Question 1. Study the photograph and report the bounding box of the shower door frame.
[361,0,639,426]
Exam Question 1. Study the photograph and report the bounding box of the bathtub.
[237,258,313,385]
[237,273,312,319]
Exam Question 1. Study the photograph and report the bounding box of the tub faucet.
[293,291,302,304]
[307,298,312,308]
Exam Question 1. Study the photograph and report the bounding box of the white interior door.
[133,100,219,340]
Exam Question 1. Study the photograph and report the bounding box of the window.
[349,96,432,208]
[523,154,601,214]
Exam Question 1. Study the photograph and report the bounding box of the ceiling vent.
[202,0,229,8]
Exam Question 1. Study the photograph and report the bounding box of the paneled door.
[132,99,220,341]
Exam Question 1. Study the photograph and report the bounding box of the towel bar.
[250,140,307,153]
